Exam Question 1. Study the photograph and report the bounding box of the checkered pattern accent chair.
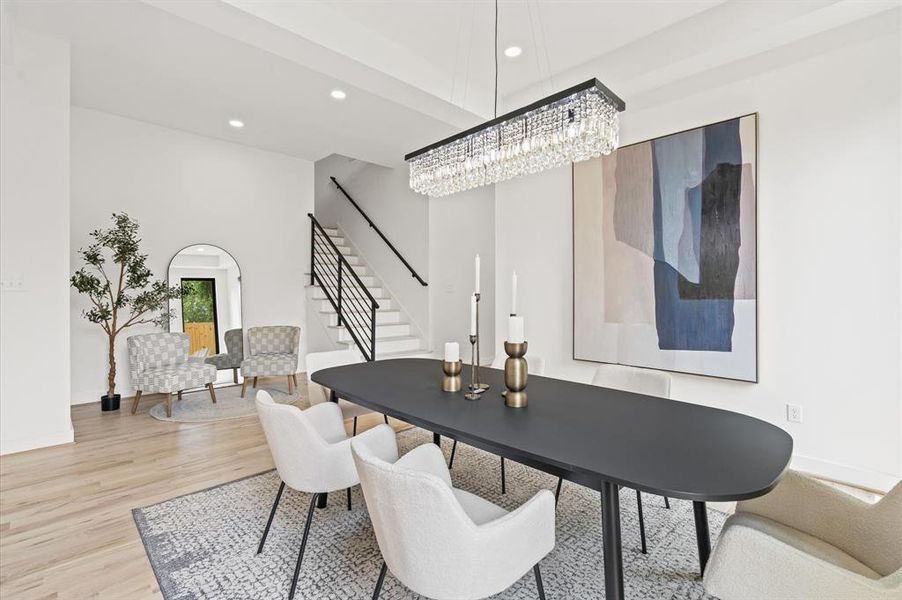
[205,328,244,382]
[127,332,217,417]
[241,326,301,396]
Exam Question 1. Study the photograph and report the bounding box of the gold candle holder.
[503,340,528,407]
[442,360,462,392]
[465,334,482,400]
[473,293,489,391]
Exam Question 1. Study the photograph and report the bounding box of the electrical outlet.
[786,404,803,423]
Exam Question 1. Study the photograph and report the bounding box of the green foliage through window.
[181,280,215,323]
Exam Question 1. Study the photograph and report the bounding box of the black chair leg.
[288,493,319,600]
[664,496,671,509]
[346,487,352,511]
[500,456,506,494]
[636,490,647,554]
[372,561,387,599]
[448,439,457,469]
[383,414,389,425]
[554,477,563,505]
[534,564,546,600]
[352,416,358,436]
[257,481,285,554]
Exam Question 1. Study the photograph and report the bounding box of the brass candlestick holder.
[442,360,462,392]
[503,340,528,407]
[473,292,489,390]
[464,334,482,400]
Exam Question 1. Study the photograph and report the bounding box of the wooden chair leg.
[165,394,173,418]
[131,390,143,415]
[253,376,258,388]
[233,368,238,384]
[207,383,217,404]
[288,375,294,395]
[292,373,298,387]
[177,390,183,401]
[241,378,248,398]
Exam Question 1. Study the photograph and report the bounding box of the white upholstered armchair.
[240,326,300,396]
[352,437,556,600]
[704,471,901,600]
[127,332,217,417]
[254,390,396,600]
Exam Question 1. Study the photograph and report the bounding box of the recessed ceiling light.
[330,89,347,100]
[228,119,244,128]
[196,247,205,252]
[504,46,522,58]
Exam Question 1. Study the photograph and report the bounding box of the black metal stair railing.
[330,176,428,287]
[308,213,378,361]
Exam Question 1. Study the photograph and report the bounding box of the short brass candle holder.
[442,360,462,392]
[503,340,528,408]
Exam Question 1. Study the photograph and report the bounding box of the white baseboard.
[0,422,74,456]
[791,453,900,494]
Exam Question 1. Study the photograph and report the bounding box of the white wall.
[314,154,429,342]
[70,108,314,404]
[430,186,495,363]
[495,24,901,490]
[0,27,73,454]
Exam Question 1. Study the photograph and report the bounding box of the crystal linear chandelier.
[405,79,625,197]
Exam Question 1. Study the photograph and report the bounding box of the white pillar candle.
[474,254,481,294]
[469,293,477,336]
[444,342,460,363]
[508,315,525,343]
[511,271,518,315]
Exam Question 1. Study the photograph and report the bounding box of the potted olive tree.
[71,213,181,411]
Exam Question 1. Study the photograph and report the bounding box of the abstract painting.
[573,114,757,381]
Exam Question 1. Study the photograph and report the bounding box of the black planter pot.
[101,394,121,412]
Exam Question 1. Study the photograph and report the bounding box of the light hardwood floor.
[0,376,402,600]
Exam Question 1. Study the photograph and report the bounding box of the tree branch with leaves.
[71,213,181,399]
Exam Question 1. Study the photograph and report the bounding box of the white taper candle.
[469,293,477,336]
[512,271,518,315]
[474,254,481,294]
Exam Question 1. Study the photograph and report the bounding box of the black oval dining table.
[312,358,793,599]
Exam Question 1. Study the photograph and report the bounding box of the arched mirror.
[168,245,243,385]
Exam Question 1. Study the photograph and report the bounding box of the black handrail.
[330,176,428,287]
[309,213,378,361]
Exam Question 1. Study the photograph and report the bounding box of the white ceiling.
[6,0,899,167]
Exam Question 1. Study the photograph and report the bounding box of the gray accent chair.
[128,332,217,417]
[205,328,244,383]
[240,326,300,397]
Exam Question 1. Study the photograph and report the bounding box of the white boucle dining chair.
[447,355,546,494]
[572,363,673,555]
[704,471,901,600]
[305,349,390,434]
[255,390,397,600]
[352,436,556,600]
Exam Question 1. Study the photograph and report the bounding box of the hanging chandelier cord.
[494,0,499,118]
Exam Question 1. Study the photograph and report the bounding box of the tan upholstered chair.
[704,471,902,600]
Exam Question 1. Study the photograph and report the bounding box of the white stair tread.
[375,349,435,360]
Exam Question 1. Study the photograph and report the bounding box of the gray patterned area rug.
[134,428,724,599]
[148,386,302,423]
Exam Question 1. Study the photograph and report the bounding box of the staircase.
[307,223,428,359]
